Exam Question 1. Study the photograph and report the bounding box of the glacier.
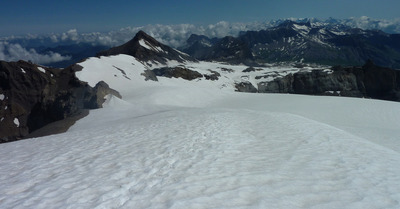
[1,54,400,208]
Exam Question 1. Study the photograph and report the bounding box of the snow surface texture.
[1,55,400,208]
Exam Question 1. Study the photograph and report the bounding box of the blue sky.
[1,0,399,36]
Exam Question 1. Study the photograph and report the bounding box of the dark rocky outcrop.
[141,70,158,81]
[152,67,203,81]
[242,67,263,73]
[220,68,234,73]
[0,61,120,143]
[97,31,196,64]
[204,70,221,81]
[256,60,400,102]
[235,82,258,93]
[151,67,223,81]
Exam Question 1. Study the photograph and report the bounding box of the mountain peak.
[136,30,149,37]
[133,30,157,43]
[97,31,196,64]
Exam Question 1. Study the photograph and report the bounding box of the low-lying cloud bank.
[0,42,71,64]
[1,21,269,49]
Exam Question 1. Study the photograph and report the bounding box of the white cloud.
[0,22,271,50]
[105,22,271,48]
[50,34,58,43]
[0,42,71,64]
[345,16,400,33]
[61,29,79,41]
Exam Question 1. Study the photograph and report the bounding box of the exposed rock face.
[97,31,196,64]
[256,60,400,101]
[0,61,120,143]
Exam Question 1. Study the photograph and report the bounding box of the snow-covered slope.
[1,54,400,208]
[76,54,325,96]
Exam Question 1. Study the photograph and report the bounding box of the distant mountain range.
[1,17,400,68]
[265,17,400,34]
[180,21,400,68]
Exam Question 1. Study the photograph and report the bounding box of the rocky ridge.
[0,61,120,143]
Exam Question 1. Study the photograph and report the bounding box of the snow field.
[77,54,311,98]
[1,103,400,208]
[1,54,400,208]
[214,93,400,153]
